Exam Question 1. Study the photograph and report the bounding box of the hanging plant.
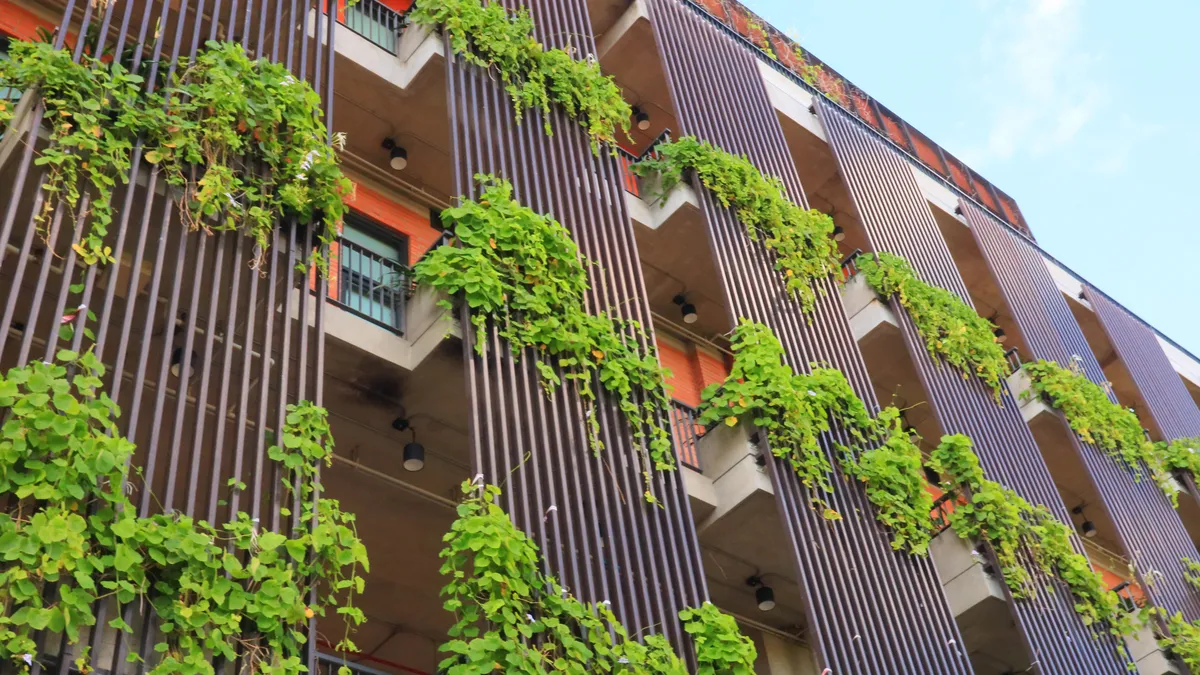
[858,252,1008,401]
[1158,610,1200,670]
[1158,437,1200,477]
[0,352,367,675]
[634,137,840,314]
[439,480,755,675]
[410,0,631,150]
[412,176,674,502]
[696,319,934,554]
[1022,359,1178,503]
[928,434,1136,645]
[0,39,351,270]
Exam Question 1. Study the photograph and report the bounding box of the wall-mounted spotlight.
[392,418,425,472]
[832,225,846,242]
[993,327,1007,343]
[747,575,775,612]
[1071,504,1097,539]
[673,294,698,325]
[632,106,651,131]
[382,137,408,171]
[170,347,198,379]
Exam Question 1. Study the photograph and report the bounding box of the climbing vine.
[439,480,755,675]
[858,252,1008,401]
[1184,557,1200,592]
[928,434,1136,641]
[696,319,934,554]
[1022,359,1178,502]
[410,0,631,149]
[0,39,351,269]
[0,353,367,675]
[412,176,674,502]
[1158,437,1200,477]
[634,137,840,314]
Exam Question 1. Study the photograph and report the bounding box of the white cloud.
[964,0,1107,166]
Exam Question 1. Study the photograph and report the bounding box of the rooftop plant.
[858,252,1008,401]
[0,352,367,675]
[410,0,631,150]
[634,137,840,315]
[0,39,351,271]
[439,479,756,675]
[697,319,934,554]
[412,176,674,502]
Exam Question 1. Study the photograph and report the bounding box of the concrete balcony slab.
[627,179,703,232]
[298,285,459,373]
[309,12,444,91]
[690,422,773,534]
[1126,619,1183,675]
[839,273,900,344]
[929,530,1032,673]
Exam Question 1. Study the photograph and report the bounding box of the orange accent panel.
[348,182,439,263]
[0,1,57,41]
[1092,561,1145,606]
[694,348,729,394]
[379,0,413,10]
[657,339,699,406]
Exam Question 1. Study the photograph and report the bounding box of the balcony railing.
[330,235,411,335]
[339,0,408,54]
[314,653,396,675]
[617,129,673,197]
[840,248,864,281]
[668,400,704,471]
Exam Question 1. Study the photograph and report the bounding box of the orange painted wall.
[347,182,439,264]
[0,1,55,41]
[655,338,729,407]
[656,339,698,405]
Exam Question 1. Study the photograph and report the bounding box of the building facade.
[2,1,1200,674]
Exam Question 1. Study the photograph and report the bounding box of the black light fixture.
[382,137,408,171]
[632,106,651,131]
[673,294,698,325]
[170,347,198,379]
[832,225,846,242]
[1072,504,1097,539]
[392,418,425,472]
[747,575,775,612]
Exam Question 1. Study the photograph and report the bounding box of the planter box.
[839,273,898,342]
[694,421,773,531]
[929,530,1008,624]
[1007,367,1056,426]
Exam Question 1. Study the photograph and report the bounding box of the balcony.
[338,0,408,55]
[312,233,458,373]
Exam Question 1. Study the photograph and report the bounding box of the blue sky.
[742,0,1200,357]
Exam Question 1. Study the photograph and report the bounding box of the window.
[336,214,409,333]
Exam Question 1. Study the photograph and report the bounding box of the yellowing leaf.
[725,416,738,427]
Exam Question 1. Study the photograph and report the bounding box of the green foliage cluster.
[928,434,1135,639]
[438,480,755,675]
[0,354,367,675]
[1184,556,1200,592]
[858,252,1008,400]
[410,0,631,149]
[678,603,755,675]
[0,39,350,269]
[696,319,934,554]
[1158,437,1200,476]
[412,177,674,501]
[1160,611,1200,671]
[1023,359,1178,502]
[633,137,840,314]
